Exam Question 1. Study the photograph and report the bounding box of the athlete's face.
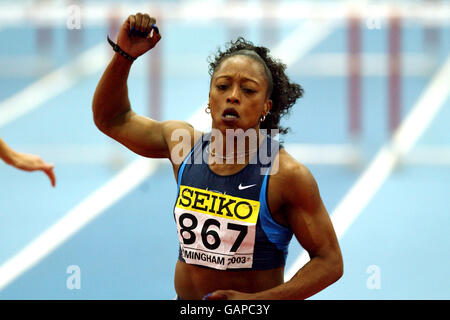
[209,55,272,134]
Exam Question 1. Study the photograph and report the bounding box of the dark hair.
[208,37,304,135]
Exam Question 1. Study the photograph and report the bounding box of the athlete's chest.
[174,163,265,269]
[174,187,261,269]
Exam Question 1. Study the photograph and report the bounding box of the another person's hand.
[9,151,56,187]
[116,13,161,59]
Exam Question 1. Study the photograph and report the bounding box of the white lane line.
[285,54,450,281]
[0,158,161,291]
[271,19,336,67]
[0,17,337,292]
[0,43,108,128]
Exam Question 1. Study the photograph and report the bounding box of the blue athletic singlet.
[173,132,293,270]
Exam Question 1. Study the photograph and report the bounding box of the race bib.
[175,185,260,270]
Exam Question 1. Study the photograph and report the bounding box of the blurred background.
[0,0,449,299]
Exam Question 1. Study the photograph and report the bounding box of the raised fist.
[116,13,161,59]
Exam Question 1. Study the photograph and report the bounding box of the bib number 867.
[179,213,247,252]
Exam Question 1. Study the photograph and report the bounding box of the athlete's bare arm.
[0,138,56,187]
[207,152,343,300]
[269,156,343,299]
[93,13,198,161]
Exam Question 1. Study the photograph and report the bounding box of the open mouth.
[222,108,240,120]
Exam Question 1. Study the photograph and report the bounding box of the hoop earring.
[260,114,266,122]
[205,105,211,114]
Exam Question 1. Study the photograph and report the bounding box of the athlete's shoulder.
[161,120,196,135]
[272,149,319,204]
[162,120,203,147]
[162,120,203,167]
[275,148,311,180]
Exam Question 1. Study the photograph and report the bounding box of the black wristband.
[107,36,136,61]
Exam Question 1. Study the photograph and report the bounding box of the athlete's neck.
[209,127,264,164]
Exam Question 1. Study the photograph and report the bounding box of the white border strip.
[0,1,448,25]
[0,17,336,292]
[403,146,450,166]
[285,54,450,281]
[11,143,450,166]
[285,143,361,165]
[0,53,439,78]
[5,143,361,165]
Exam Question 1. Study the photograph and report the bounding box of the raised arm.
[93,13,196,160]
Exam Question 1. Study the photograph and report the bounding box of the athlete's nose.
[226,96,239,104]
[226,85,240,104]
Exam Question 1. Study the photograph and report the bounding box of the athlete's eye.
[243,88,256,94]
[216,84,228,91]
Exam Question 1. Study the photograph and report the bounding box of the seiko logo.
[176,186,260,223]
